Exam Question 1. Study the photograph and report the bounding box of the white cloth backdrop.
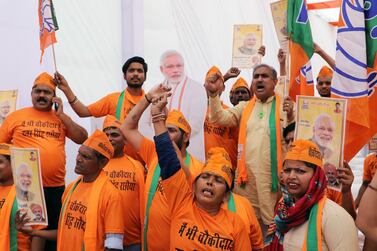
[0,0,337,184]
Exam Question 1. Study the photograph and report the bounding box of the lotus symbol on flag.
[40,0,57,34]
[332,0,377,98]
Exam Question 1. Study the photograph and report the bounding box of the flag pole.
[51,43,57,72]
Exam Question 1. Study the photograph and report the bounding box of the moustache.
[131,77,140,81]
[37,97,48,102]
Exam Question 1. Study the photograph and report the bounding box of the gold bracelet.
[368,184,377,192]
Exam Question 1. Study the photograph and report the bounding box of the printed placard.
[270,0,289,52]
[232,24,263,69]
[369,134,377,151]
[0,90,18,126]
[10,148,48,226]
[295,96,347,191]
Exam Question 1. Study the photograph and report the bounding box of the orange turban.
[0,143,11,156]
[33,72,56,91]
[317,66,333,79]
[206,66,224,83]
[284,140,322,167]
[201,147,233,187]
[103,115,121,130]
[83,129,114,159]
[166,109,191,134]
[231,77,249,92]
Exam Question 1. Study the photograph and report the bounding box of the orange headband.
[83,130,114,159]
[206,66,224,83]
[201,147,233,187]
[231,77,249,92]
[0,143,11,156]
[284,140,323,167]
[317,66,333,79]
[33,72,56,91]
[166,109,191,134]
[103,115,121,130]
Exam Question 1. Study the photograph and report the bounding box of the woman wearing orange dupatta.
[264,140,358,251]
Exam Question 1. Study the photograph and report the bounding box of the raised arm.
[205,70,242,126]
[53,97,88,144]
[314,43,335,70]
[337,161,356,219]
[120,84,170,151]
[54,72,92,117]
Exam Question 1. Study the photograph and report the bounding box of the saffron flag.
[38,0,59,62]
[331,0,377,161]
[287,0,315,99]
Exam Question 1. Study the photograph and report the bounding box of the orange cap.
[231,77,249,92]
[166,109,191,134]
[83,130,114,159]
[201,147,233,187]
[206,66,224,83]
[284,140,322,167]
[33,72,56,91]
[317,66,333,79]
[0,143,11,156]
[103,115,121,130]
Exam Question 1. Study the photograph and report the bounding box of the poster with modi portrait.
[0,89,18,126]
[10,147,48,226]
[294,96,347,191]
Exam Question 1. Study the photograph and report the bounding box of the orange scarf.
[0,186,16,250]
[57,171,108,251]
[237,95,282,191]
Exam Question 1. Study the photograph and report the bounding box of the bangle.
[145,95,152,103]
[68,96,78,104]
[368,184,377,192]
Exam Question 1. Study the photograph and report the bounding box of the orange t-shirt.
[0,108,67,187]
[0,185,30,251]
[88,89,145,119]
[163,169,251,250]
[138,137,203,251]
[58,179,124,251]
[222,193,263,250]
[363,153,377,182]
[104,155,144,246]
[204,104,238,168]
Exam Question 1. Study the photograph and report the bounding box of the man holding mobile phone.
[0,72,88,251]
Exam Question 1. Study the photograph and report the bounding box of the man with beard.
[205,64,294,234]
[140,50,207,162]
[120,84,203,251]
[0,72,88,250]
[55,56,148,122]
[311,114,335,161]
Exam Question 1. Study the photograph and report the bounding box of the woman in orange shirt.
[151,93,251,250]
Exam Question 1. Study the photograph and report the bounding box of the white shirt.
[140,76,207,162]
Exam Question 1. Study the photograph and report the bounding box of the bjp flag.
[287,0,315,99]
[331,0,377,161]
[38,0,59,62]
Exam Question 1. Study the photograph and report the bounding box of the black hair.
[179,128,190,147]
[304,161,318,169]
[122,56,148,76]
[253,64,278,80]
[93,149,109,166]
[283,122,296,138]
